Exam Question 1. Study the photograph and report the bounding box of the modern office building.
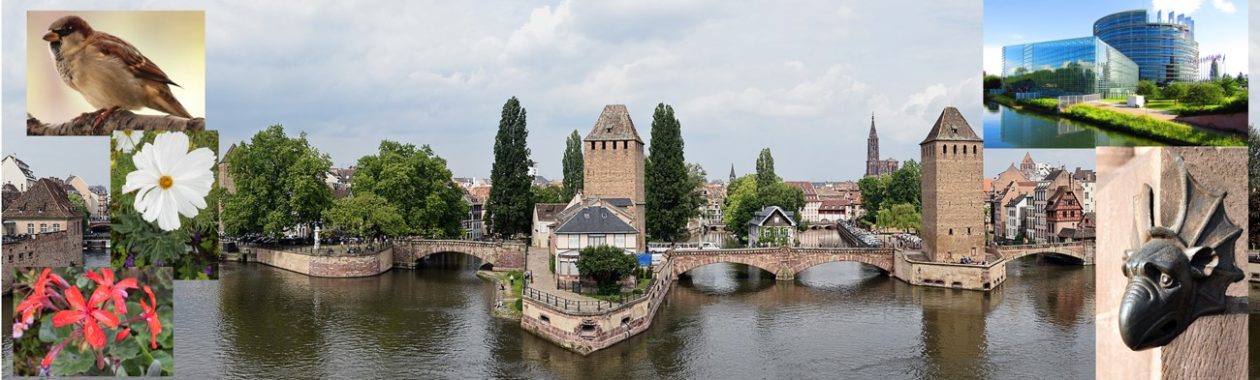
[1001,36,1139,98]
[1093,9,1198,84]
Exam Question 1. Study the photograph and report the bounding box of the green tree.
[322,192,408,239]
[877,203,921,232]
[685,163,708,221]
[1162,82,1189,104]
[755,148,778,189]
[531,184,567,204]
[223,125,333,238]
[722,174,804,241]
[645,103,693,242]
[66,192,90,233]
[561,130,584,199]
[1184,82,1225,106]
[1136,80,1159,98]
[351,140,468,238]
[857,175,889,224]
[486,97,534,238]
[1218,75,1239,97]
[983,74,1002,91]
[886,160,921,210]
[575,245,637,295]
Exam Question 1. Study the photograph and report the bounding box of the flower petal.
[84,319,106,350]
[52,310,83,327]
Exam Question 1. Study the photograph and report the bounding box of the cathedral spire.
[868,113,877,138]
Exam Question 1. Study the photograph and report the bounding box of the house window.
[614,234,626,248]
[27,223,33,234]
[589,235,606,246]
[567,235,579,249]
[40,224,47,233]
[53,224,60,232]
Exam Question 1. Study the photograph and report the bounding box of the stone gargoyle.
[1117,156,1243,351]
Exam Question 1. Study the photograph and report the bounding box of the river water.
[168,246,1094,379]
[982,102,1158,148]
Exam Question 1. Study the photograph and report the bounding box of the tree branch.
[27,110,205,136]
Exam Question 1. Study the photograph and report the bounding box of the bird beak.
[43,32,59,42]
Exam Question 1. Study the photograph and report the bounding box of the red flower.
[51,286,120,350]
[115,328,132,343]
[86,268,138,314]
[139,285,162,349]
[16,269,56,323]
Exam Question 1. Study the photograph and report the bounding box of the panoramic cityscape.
[1,0,1254,379]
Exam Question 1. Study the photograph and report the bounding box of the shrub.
[1183,82,1225,106]
[575,245,637,295]
[1136,80,1159,97]
[1062,105,1243,146]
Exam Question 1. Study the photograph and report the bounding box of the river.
[166,244,1093,379]
[982,102,1159,148]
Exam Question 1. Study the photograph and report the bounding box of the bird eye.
[1158,272,1176,288]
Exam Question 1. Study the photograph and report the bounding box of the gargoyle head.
[1117,156,1243,351]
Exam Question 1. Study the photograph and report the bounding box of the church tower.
[583,104,646,248]
[920,107,984,263]
[866,113,879,177]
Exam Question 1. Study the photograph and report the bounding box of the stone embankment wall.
[251,247,392,277]
[893,251,1007,291]
[3,232,84,293]
[520,261,675,355]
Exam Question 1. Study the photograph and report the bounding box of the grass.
[1062,104,1244,146]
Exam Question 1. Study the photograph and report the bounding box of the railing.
[523,287,637,313]
[1057,94,1100,110]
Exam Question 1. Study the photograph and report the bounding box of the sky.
[2,0,986,185]
[984,0,1249,78]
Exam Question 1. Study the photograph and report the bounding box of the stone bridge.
[993,242,1094,265]
[392,239,526,271]
[669,247,894,281]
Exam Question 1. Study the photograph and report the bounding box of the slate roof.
[533,203,567,223]
[747,206,797,226]
[3,178,81,220]
[584,104,643,143]
[920,107,981,144]
[553,205,638,234]
[1005,194,1029,207]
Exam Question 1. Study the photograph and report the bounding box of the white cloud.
[1212,0,1236,13]
[1152,0,1203,14]
[501,1,581,60]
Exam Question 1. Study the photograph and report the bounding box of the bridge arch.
[669,247,894,281]
[393,239,526,271]
[671,255,783,278]
[995,243,1094,265]
[790,253,892,276]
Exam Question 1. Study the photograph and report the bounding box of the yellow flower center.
[159,175,173,189]
[123,129,133,137]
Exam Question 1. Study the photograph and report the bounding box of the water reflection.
[177,252,1092,379]
[982,102,1158,148]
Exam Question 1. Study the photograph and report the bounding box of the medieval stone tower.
[583,104,647,248]
[920,107,985,263]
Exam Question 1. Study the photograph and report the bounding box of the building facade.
[550,201,640,278]
[746,206,797,247]
[3,178,83,240]
[1,155,36,192]
[1002,36,1139,98]
[1094,9,1198,84]
[865,114,900,177]
[920,107,985,263]
[1045,187,1084,243]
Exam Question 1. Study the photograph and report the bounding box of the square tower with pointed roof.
[582,104,646,248]
[920,107,985,263]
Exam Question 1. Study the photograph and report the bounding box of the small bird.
[42,15,192,127]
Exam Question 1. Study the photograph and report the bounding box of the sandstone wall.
[252,247,392,277]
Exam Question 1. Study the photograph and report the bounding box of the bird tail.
[148,83,192,118]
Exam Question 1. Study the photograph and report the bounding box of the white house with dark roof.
[2,155,36,192]
[746,206,797,247]
[550,198,640,278]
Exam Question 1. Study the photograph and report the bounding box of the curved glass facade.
[1094,9,1198,84]
[1001,37,1139,98]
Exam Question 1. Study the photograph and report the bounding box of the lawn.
[1063,104,1244,146]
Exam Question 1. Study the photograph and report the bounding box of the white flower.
[113,129,141,153]
[122,132,216,231]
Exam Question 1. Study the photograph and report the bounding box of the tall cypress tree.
[561,130,584,200]
[486,97,534,238]
[755,148,778,189]
[645,103,691,242]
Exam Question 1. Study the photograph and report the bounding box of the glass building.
[1001,37,1139,98]
[1094,9,1198,84]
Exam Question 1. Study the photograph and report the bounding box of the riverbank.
[986,94,1244,146]
[477,270,524,320]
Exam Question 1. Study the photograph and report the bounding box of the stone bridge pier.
[669,247,894,281]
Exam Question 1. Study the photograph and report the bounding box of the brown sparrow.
[43,15,192,125]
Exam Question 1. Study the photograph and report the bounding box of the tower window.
[942,146,947,154]
[590,141,595,150]
[601,141,606,149]
[952,145,957,155]
[949,228,953,235]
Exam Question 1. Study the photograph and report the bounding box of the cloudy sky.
[984,0,1249,78]
[5,0,986,184]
